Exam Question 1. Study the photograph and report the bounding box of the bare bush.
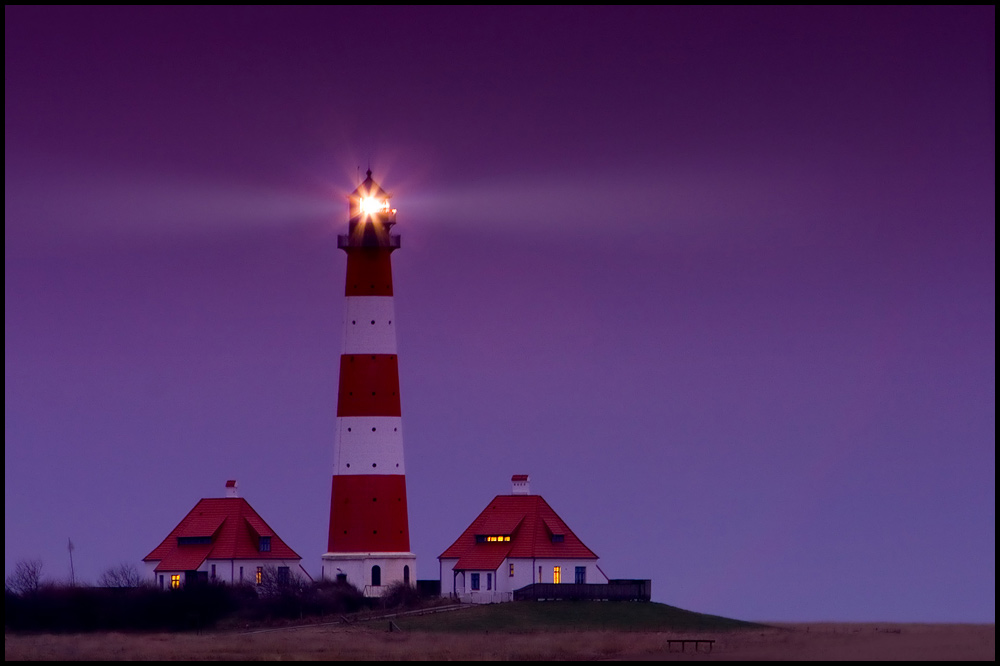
[380,580,422,610]
[98,563,144,588]
[309,578,367,615]
[5,559,43,595]
[256,564,306,598]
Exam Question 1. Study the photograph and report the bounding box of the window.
[575,566,586,584]
[509,563,514,577]
[256,566,263,585]
[403,565,410,585]
[159,575,164,589]
[170,574,181,589]
[471,573,480,590]
[551,534,564,543]
[372,565,381,586]
[336,573,347,584]
[239,566,244,582]
[553,566,561,584]
[181,536,211,546]
[476,535,511,543]
[277,567,290,585]
[259,536,271,552]
[211,564,216,579]
[487,573,492,590]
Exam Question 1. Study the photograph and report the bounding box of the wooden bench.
[665,638,715,654]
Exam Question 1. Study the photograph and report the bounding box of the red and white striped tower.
[320,170,415,594]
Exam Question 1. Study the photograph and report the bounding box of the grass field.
[391,600,758,633]
[5,602,994,661]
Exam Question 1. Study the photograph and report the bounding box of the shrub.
[380,581,422,610]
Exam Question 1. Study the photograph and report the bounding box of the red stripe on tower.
[321,171,415,594]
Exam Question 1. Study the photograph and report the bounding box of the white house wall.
[528,559,608,585]
[442,557,607,604]
[148,558,304,588]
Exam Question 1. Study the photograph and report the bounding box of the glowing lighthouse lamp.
[320,170,415,595]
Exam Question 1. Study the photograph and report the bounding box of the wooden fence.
[512,579,651,602]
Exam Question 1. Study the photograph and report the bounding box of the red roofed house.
[439,475,609,603]
[144,480,309,589]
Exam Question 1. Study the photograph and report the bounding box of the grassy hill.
[391,600,761,633]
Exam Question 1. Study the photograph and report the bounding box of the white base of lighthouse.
[320,551,416,597]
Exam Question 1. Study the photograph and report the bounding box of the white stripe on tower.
[333,416,404,475]
[342,296,397,354]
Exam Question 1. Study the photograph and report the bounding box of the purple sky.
[5,7,994,622]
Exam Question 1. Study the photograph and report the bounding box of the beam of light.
[6,160,341,255]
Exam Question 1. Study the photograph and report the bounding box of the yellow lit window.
[256,566,263,585]
[553,566,561,584]
[170,574,180,589]
[509,563,514,577]
[485,535,511,542]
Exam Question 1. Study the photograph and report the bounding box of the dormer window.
[259,536,271,552]
[475,535,511,543]
[551,534,564,543]
[177,536,211,546]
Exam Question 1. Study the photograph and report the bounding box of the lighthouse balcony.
[338,233,401,250]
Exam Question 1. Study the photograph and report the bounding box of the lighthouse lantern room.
[320,171,416,595]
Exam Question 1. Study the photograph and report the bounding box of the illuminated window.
[553,566,561,584]
[256,566,263,585]
[259,536,271,552]
[476,535,511,543]
[575,566,586,584]
[170,574,180,589]
[509,563,514,577]
[471,573,480,590]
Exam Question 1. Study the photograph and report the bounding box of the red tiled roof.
[177,511,226,538]
[476,512,525,536]
[455,542,512,571]
[144,497,300,572]
[244,513,274,537]
[440,494,597,570]
[157,543,214,571]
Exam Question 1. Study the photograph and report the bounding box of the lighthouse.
[320,170,416,594]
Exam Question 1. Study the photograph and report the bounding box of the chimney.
[225,479,239,498]
[511,474,530,495]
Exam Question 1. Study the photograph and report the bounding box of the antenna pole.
[68,538,75,586]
